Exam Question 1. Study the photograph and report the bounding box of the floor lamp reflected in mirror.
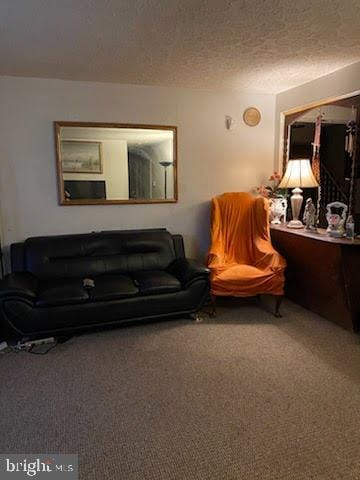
[159,161,173,199]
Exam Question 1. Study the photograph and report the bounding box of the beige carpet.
[1,299,360,480]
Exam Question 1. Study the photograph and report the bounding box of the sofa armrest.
[167,258,210,287]
[0,272,38,300]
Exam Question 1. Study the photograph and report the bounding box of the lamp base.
[287,187,304,229]
[287,219,304,229]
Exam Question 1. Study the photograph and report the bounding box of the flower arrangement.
[255,171,286,198]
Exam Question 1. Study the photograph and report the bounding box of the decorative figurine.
[326,201,348,238]
[303,198,317,230]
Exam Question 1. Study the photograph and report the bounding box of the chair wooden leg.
[210,294,217,317]
[201,293,217,318]
[274,295,283,318]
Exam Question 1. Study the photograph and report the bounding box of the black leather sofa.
[0,229,210,339]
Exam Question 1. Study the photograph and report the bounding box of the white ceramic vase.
[269,197,287,225]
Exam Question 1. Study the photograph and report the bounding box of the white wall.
[0,76,276,265]
[104,141,129,200]
[275,61,360,169]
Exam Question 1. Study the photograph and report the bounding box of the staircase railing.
[320,163,348,205]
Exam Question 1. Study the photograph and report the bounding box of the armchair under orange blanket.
[208,192,286,316]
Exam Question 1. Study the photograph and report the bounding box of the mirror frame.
[54,121,178,205]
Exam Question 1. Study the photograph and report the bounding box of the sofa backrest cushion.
[23,230,176,280]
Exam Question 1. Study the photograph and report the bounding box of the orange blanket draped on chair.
[208,192,286,297]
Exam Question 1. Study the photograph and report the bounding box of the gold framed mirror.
[279,91,360,228]
[55,122,178,205]
[280,92,360,172]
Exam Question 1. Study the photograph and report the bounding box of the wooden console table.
[270,224,360,331]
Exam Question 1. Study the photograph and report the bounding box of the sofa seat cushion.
[132,270,181,295]
[89,274,139,302]
[36,279,89,307]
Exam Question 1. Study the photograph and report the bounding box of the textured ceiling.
[1,0,360,93]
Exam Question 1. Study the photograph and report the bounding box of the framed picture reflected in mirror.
[61,140,103,174]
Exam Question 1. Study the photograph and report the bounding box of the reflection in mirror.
[289,104,355,161]
[282,93,360,228]
[55,122,177,205]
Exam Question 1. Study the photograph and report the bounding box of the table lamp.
[278,158,319,228]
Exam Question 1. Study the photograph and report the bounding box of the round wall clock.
[243,107,261,127]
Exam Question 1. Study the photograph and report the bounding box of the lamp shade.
[278,159,319,189]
